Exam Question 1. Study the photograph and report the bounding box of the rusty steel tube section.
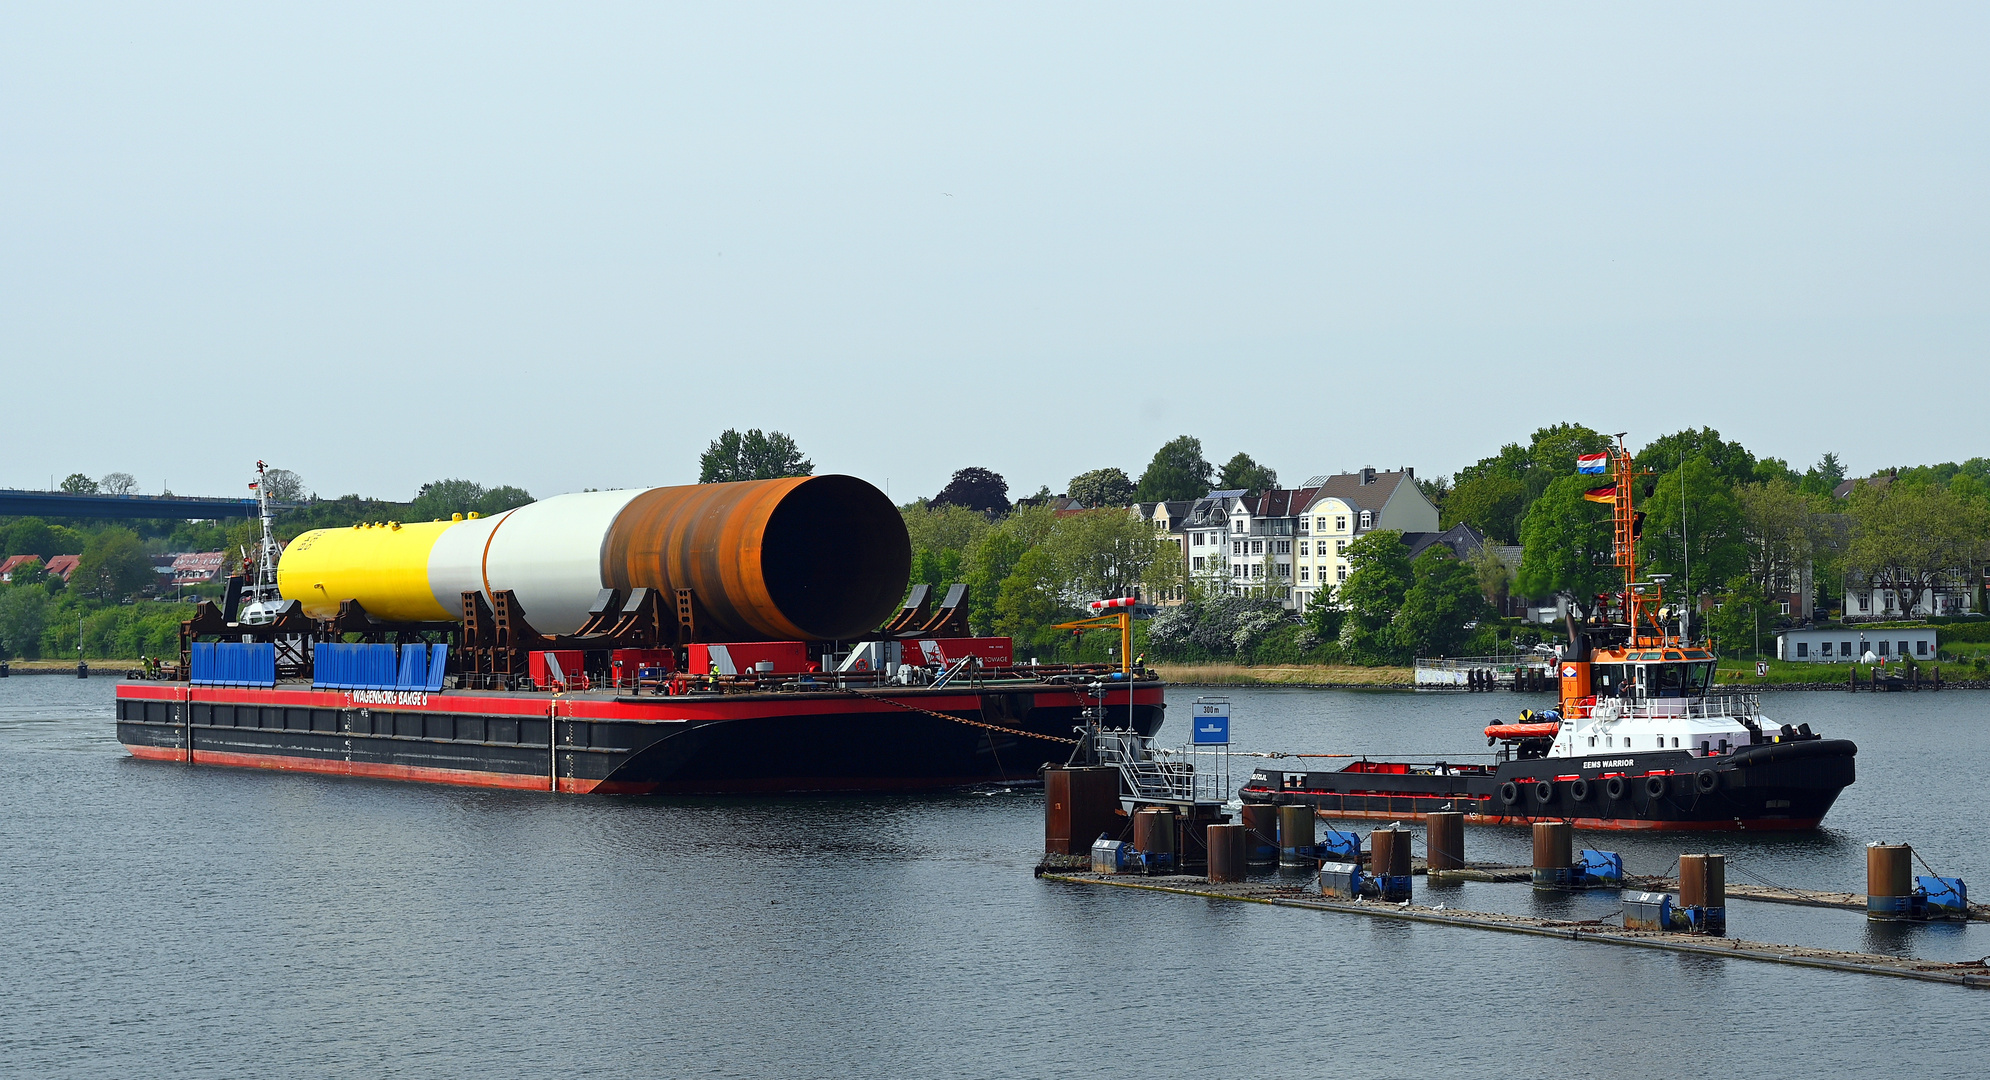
[603,475,910,642]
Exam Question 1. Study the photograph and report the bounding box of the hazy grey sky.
[4,5,1985,503]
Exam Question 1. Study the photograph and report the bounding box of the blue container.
[1317,828,1361,863]
[1918,876,1968,919]
[1577,849,1624,887]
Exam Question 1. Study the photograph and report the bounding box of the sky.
[3,4,1985,504]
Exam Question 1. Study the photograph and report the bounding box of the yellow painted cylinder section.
[278,521,459,622]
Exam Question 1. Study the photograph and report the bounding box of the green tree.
[1067,467,1135,508]
[993,548,1062,640]
[931,467,1010,514]
[75,528,154,601]
[1394,546,1488,657]
[1801,452,1848,498]
[964,530,1031,634]
[60,473,99,495]
[0,586,50,658]
[1704,575,1770,658]
[1134,436,1214,502]
[409,480,534,521]
[1337,531,1413,629]
[1216,452,1278,497]
[1843,483,1989,617]
[1444,423,1606,542]
[261,468,308,502]
[1465,542,1513,612]
[1041,510,1162,602]
[1736,478,1817,611]
[1637,428,1757,491]
[1638,454,1750,610]
[2,519,59,561]
[698,428,813,483]
[1514,474,1617,617]
[99,472,138,496]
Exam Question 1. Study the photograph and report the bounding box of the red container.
[528,649,585,690]
[901,637,1014,667]
[687,641,811,676]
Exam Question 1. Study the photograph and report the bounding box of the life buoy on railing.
[1644,775,1668,799]
[1499,781,1521,806]
[1604,775,1627,800]
[1696,769,1720,793]
[1533,780,1556,805]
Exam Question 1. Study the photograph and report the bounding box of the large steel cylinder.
[1867,843,1914,921]
[1044,767,1121,857]
[1278,804,1315,869]
[1132,808,1177,872]
[1240,803,1279,870]
[1680,853,1727,935]
[1532,821,1572,890]
[1206,824,1246,883]
[1370,827,1413,900]
[278,475,910,638]
[1426,812,1465,874]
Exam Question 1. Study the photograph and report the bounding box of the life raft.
[1483,722,1563,740]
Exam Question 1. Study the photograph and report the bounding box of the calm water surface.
[2,677,1985,1078]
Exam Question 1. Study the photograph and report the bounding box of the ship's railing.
[1577,693,1762,721]
[1091,727,1197,803]
[1415,654,1557,672]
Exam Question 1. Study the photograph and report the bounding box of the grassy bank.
[1151,662,1414,687]
[1713,658,1980,687]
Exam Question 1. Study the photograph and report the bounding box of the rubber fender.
[1644,775,1669,799]
[1569,778,1591,802]
[1499,781,1521,806]
[1533,780,1555,805]
[1605,775,1627,800]
[1696,769,1721,793]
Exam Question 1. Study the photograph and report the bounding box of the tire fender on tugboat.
[1568,777,1590,802]
[1499,781,1520,806]
[1533,780,1555,805]
[1695,769,1721,793]
[1644,775,1668,799]
[1605,775,1627,800]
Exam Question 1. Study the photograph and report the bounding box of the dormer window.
[1358,510,1372,529]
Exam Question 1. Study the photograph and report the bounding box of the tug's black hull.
[1240,738,1856,831]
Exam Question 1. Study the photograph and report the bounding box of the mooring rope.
[843,687,1080,745]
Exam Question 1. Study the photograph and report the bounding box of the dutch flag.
[1576,453,1609,475]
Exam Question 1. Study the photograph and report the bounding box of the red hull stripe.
[124,744,1032,796]
[1307,806,1819,832]
[126,743,593,793]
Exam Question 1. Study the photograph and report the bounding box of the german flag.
[1583,484,1618,503]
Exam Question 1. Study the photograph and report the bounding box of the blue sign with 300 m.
[1192,701,1230,745]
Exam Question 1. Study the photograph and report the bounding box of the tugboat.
[1239,437,1857,831]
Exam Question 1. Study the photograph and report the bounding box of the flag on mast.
[1582,484,1617,503]
[1576,453,1609,475]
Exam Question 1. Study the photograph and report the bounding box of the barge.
[115,467,1165,793]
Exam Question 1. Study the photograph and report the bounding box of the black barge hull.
[116,681,1165,794]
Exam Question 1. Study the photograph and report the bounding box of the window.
[1191,557,1204,570]
[1297,518,1309,534]
[1877,641,1889,656]
[1316,516,1328,530]
[1899,641,1910,657]
[1820,641,1832,656]
[1336,539,1348,554]
[1657,737,1664,748]
[1358,510,1372,529]
[1796,642,1808,657]
[1335,516,1347,531]
[1298,541,1309,556]
[1605,737,1613,748]
[1917,640,1929,656]
[1337,566,1349,582]
[1276,540,1290,554]
[1299,567,1310,581]
[1233,520,1244,534]
[1587,736,1596,747]
[1251,564,1263,579]
[1233,565,1244,579]
[1857,594,1868,612]
[1672,737,1679,748]
[1277,563,1291,578]
[1250,540,1263,554]
[1779,602,1791,615]
[1191,533,1203,547]
[1232,541,1242,555]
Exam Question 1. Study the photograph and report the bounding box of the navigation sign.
[1756,661,1769,677]
[1192,700,1231,745]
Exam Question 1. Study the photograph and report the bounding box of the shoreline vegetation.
[1150,659,1987,691]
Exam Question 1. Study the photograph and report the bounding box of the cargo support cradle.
[1040,873,1990,990]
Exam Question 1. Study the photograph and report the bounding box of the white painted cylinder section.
[424,490,646,634]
